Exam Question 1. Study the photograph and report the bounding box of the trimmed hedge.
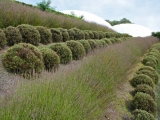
[87,39,97,50]
[71,28,85,40]
[39,47,60,72]
[17,24,40,46]
[145,61,157,69]
[0,29,6,50]
[67,29,75,40]
[49,43,72,64]
[142,56,158,65]
[132,92,157,115]
[66,40,85,60]
[102,38,112,45]
[87,31,94,39]
[92,31,99,39]
[50,28,62,42]
[4,26,22,46]
[3,43,44,77]
[83,31,90,40]
[58,28,70,42]
[36,26,52,45]
[78,40,91,54]
[138,66,155,72]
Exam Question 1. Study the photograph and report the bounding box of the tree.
[37,0,56,12]
[106,18,132,26]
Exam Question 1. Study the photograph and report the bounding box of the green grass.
[0,37,158,120]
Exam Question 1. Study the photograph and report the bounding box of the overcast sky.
[18,0,160,32]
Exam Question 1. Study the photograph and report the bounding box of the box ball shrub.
[88,31,94,39]
[66,40,85,60]
[36,26,52,45]
[4,26,22,46]
[99,40,107,47]
[132,92,157,114]
[94,40,103,48]
[83,31,90,40]
[87,39,97,50]
[138,66,155,72]
[49,43,72,64]
[50,28,62,42]
[39,47,60,72]
[105,32,111,38]
[71,28,85,40]
[130,74,154,88]
[78,40,91,54]
[67,29,75,40]
[98,31,105,39]
[3,43,44,77]
[17,24,40,46]
[145,61,157,69]
[131,109,155,120]
[92,31,99,39]
[142,56,158,65]
[102,38,112,45]
[58,28,70,42]
[0,29,7,50]
[134,84,155,99]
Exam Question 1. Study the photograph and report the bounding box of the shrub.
[102,38,112,45]
[58,28,70,42]
[66,40,85,60]
[50,28,62,42]
[105,32,111,38]
[147,52,160,59]
[130,74,154,88]
[36,26,52,45]
[142,56,158,65]
[145,61,157,69]
[131,109,155,120]
[49,43,72,64]
[92,31,99,39]
[87,39,97,50]
[99,40,107,47]
[39,47,60,72]
[0,29,7,50]
[78,40,91,54]
[132,92,157,114]
[17,24,40,46]
[83,31,90,40]
[4,26,22,46]
[87,31,94,39]
[109,38,116,44]
[67,29,75,40]
[134,84,155,99]
[3,43,44,77]
[71,28,85,40]
[137,70,158,84]
[98,31,105,39]
[138,66,155,72]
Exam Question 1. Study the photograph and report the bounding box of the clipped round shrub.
[145,61,157,69]
[71,28,85,40]
[3,43,44,77]
[98,31,105,39]
[78,40,91,54]
[105,32,111,38]
[83,31,90,40]
[142,56,158,65]
[87,31,94,39]
[17,24,40,46]
[58,28,70,42]
[99,40,107,47]
[39,47,60,72]
[137,70,158,84]
[131,109,155,120]
[36,26,52,45]
[138,66,155,72]
[50,28,62,42]
[109,38,116,44]
[92,31,99,39]
[132,92,157,114]
[94,40,103,48]
[147,51,160,59]
[134,84,155,99]
[4,26,22,46]
[49,43,72,64]
[102,38,112,45]
[130,74,154,88]
[87,39,97,50]
[66,40,85,60]
[67,29,75,40]
[0,29,6,50]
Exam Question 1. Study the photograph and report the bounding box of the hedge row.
[3,36,131,78]
[0,24,132,49]
[130,42,160,119]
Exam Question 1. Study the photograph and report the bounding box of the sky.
[18,0,160,32]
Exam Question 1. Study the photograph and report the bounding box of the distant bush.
[4,26,22,46]
[131,109,155,120]
[67,29,75,40]
[130,74,154,88]
[134,84,155,99]
[17,24,40,46]
[87,39,97,50]
[102,38,112,45]
[92,31,99,39]
[71,28,85,40]
[50,28,62,42]
[66,40,85,60]
[0,29,7,50]
[78,40,91,54]
[36,26,52,45]
[49,43,72,64]
[39,47,60,72]
[58,28,70,42]
[3,43,44,77]
[132,92,157,114]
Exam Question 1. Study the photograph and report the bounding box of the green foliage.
[98,31,105,39]
[69,11,84,20]
[0,29,7,50]
[130,74,154,88]
[106,18,132,26]
[39,47,60,72]
[3,43,44,77]
[87,31,94,39]
[145,61,157,69]
[66,40,85,60]
[67,29,75,40]
[71,28,85,40]
[78,40,91,54]
[138,66,155,72]
[37,0,55,12]
[50,28,62,42]
[83,31,90,40]
[132,92,157,115]
[57,28,70,42]
[17,24,40,46]
[92,31,99,39]
[36,26,52,45]
[152,31,160,39]
[131,109,155,120]
[134,84,155,99]
[142,56,158,65]
[49,43,72,64]
[4,26,22,46]
[102,38,112,45]
[87,39,97,50]
[105,32,112,38]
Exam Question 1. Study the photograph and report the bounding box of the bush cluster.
[50,28,62,42]
[71,28,85,40]
[0,29,7,50]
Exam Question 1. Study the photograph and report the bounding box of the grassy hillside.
[0,0,113,32]
[0,36,158,120]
